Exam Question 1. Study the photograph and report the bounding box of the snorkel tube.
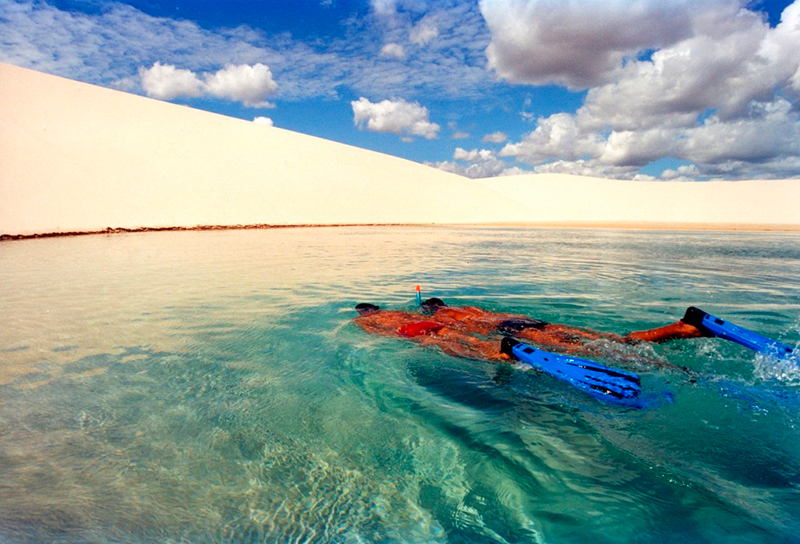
[683,307,794,358]
[415,285,422,307]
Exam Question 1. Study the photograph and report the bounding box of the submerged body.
[353,300,709,367]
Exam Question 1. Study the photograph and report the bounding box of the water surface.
[1,227,799,543]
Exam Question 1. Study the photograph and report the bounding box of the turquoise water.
[1,227,799,543]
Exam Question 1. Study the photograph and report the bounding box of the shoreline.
[3,221,798,243]
[0,223,416,242]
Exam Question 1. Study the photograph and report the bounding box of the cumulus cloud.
[138,62,203,100]
[138,62,277,107]
[482,131,508,143]
[253,116,274,126]
[491,0,800,179]
[454,147,496,161]
[765,2,800,97]
[500,113,603,163]
[506,99,800,179]
[203,64,277,108]
[679,99,800,166]
[351,97,440,139]
[575,5,780,131]
[431,147,525,178]
[531,159,652,180]
[480,0,696,89]
[432,158,525,178]
[660,165,700,181]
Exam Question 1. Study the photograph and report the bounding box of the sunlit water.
[1,227,799,543]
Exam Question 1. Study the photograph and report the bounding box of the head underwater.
[355,303,381,315]
[421,298,445,314]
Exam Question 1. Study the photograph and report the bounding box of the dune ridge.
[1,62,798,238]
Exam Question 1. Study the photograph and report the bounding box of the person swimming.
[354,303,648,403]
[354,300,710,372]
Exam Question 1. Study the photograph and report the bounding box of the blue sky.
[2,0,799,180]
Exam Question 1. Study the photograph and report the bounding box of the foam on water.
[1,227,799,543]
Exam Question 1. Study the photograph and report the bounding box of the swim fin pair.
[501,337,641,404]
[683,307,794,358]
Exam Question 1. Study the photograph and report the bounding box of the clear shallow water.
[1,227,799,543]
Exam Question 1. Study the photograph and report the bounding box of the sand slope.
[0,63,517,235]
[476,174,800,229]
[1,62,798,236]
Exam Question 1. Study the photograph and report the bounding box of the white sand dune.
[477,174,800,230]
[1,62,798,236]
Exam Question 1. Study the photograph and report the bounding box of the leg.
[418,328,510,361]
[625,321,708,343]
[515,324,625,351]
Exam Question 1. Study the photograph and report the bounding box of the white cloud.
[660,165,700,181]
[575,5,780,131]
[454,147,495,162]
[480,0,697,89]
[489,1,800,179]
[679,99,800,166]
[0,0,482,131]
[500,113,603,163]
[531,159,646,180]
[203,63,277,108]
[371,0,398,17]
[759,1,800,98]
[482,131,507,144]
[350,1,494,98]
[138,62,203,100]
[435,147,525,178]
[448,121,470,139]
[380,43,407,59]
[410,16,439,46]
[0,0,496,102]
[138,62,277,107]
[253,116,274,126]
[351,97,440,139]
[432,158,525,178]
[598,128,679,167]
[504,96,800,179]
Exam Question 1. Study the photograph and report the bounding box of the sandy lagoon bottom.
[1,227,799,543]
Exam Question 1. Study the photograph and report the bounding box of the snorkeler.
[353,300,688,363]
[354,303,649,403]
[354,301,793,404]
[353,302,685,372]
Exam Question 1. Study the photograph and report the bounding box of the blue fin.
[683,307,794,358]
[501,337,641,403]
